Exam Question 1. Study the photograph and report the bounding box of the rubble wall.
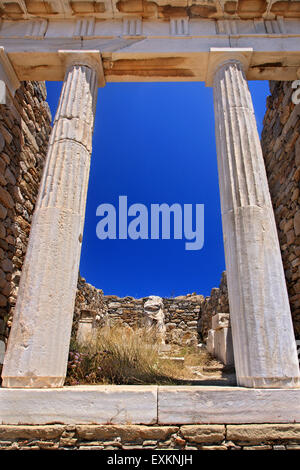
[0,423,299,450]
[261,81,300,338]
[0,82,51,347]
[74,276,203,345]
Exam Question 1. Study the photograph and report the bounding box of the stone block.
[227,424,300,444]
[76,320,94,344]
[0,187,14,209]
[180,425,225,444]
[0,425,64,440]
[158,387,300,424]
[211,313,230,330]
[243,445,272,450]
[0,386,158,425]
[0,204,7,220]
[214,327,234,366]
[294,210,300,237]
[206,329,215,355]
[77,425,178,443]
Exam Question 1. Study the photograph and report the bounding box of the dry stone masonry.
[0,423,299,450]
[199,271,229,340]
[0,81,51,367]
[261,81,300,340]
[74,276,202,347]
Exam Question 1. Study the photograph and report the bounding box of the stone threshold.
[1,385,300,425]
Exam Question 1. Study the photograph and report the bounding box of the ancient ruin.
[143,295,166,345]
[0,0,299,451]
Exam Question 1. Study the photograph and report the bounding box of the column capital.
[0,47,20,104]
[205,47,253,87]
[58,50,105,87]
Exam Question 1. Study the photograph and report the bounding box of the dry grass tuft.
[66,325,180,385]
[66,325,219,386]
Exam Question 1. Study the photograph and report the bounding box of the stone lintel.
[58,50,105,87]
[0,386,300,425]
[0,47,20,103]
[205,47,253,87]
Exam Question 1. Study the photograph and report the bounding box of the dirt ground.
[158,344,236,386]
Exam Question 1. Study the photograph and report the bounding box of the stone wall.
[0,82,51,348]
[73,276,203,345]
[0,423,299,450]
[199,272,229,341]
[261,81,300,339]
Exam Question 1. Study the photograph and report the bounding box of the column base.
[238,376,300,389]
[1,376,65,388]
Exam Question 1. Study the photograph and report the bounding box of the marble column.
[212,57,300,388]
[1,52,101,388]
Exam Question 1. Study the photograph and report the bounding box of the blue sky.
[46,79,269,298]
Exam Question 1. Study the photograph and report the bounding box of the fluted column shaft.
[213,59,300,388]
[2,57,98,388]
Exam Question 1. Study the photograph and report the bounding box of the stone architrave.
[143,296,166,345]
[208,49,300,388]
[1,51,103,388]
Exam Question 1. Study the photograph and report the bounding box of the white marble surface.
[1,53,100,388]
[0,386,158,425]
[1,385,300,425]
[213,57,300,388]
[158,386,300,424]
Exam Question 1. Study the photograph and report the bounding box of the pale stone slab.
[206,330,215,355]
[1,386,300,425]
[214,327,234,366]
[0,386,158,425]
[76,321,94,344]
[158,387,300,424]
[211,313,230,330]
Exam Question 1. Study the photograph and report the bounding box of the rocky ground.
[158,344,236,386]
